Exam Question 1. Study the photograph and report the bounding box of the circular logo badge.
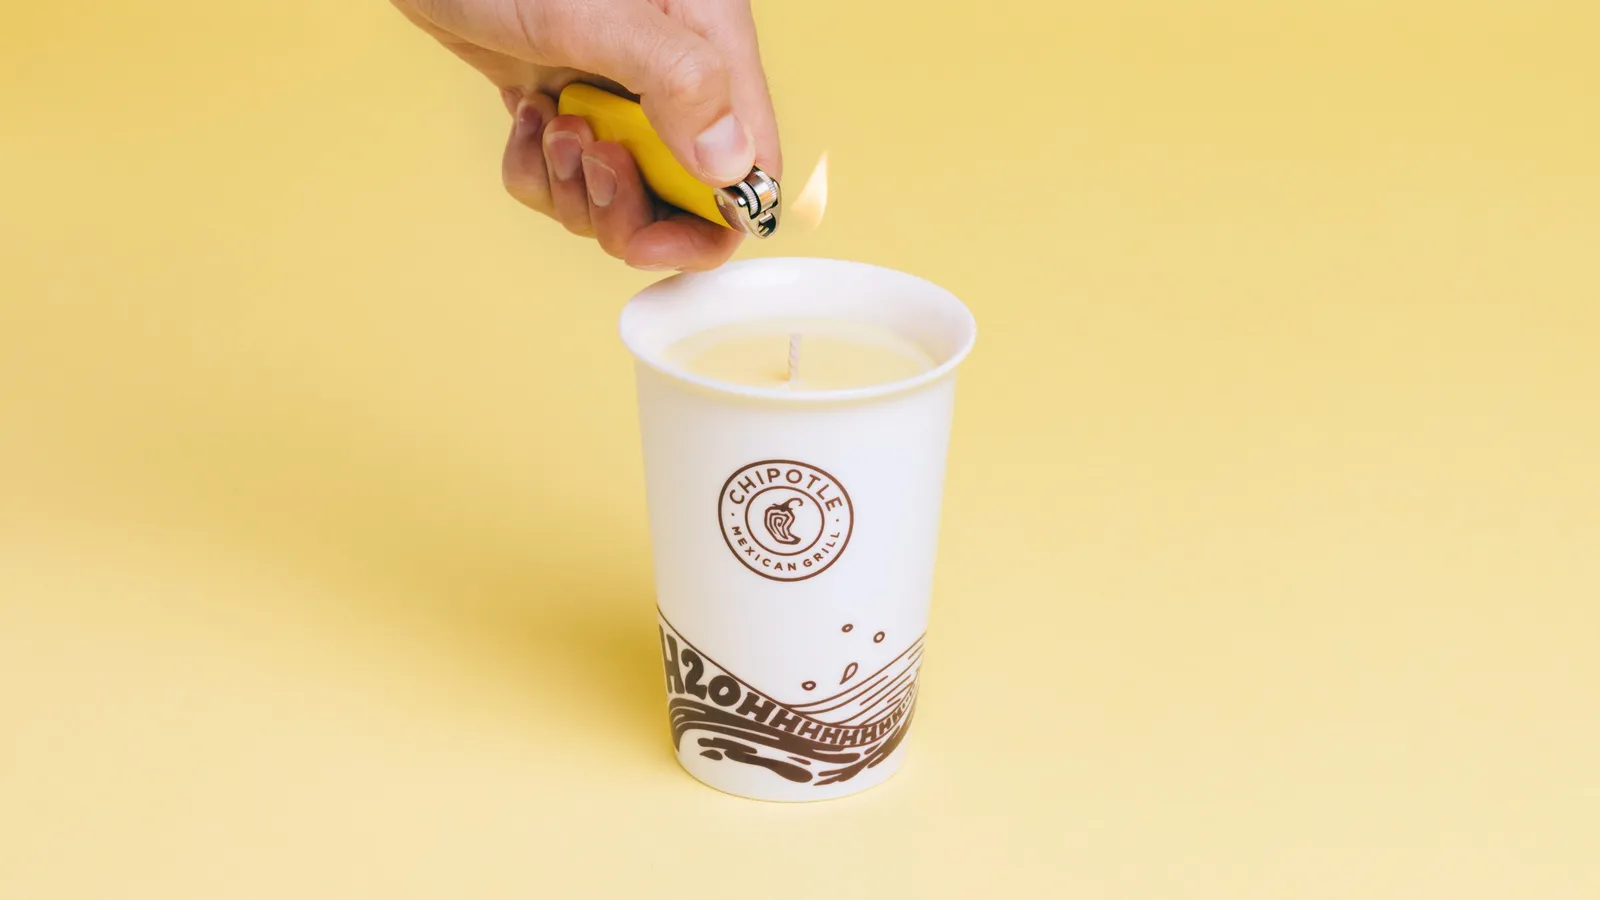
[718,460,854,582]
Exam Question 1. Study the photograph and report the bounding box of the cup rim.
[618,257,977,404]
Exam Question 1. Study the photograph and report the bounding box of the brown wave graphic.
[697,737,811,782]
[789,639,925,723]
[661,612,921,788]
[829,670,919,726]
[670,692,916,787]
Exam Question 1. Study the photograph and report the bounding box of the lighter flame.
[789,152,828,229]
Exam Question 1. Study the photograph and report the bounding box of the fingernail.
[632,263,679,272]
[514,98,542,139]
[693,113,754,184]
[582,155,616,207]
[545,131,582,180]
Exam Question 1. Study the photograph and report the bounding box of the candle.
[663,318,936,390]
[619,258,976,802]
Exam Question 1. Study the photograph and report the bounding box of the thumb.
[540,2,755,186]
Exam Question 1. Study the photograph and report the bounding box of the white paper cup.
[620,258,976,801]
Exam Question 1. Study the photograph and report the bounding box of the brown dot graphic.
[840,662,858,683]
[873,631,885,643]
[841,623,853,633]
[801,680,816,691]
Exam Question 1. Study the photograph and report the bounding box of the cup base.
[673,740,910,802]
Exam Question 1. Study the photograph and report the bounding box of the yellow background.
[3,1,1598,896]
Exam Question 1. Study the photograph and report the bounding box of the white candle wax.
[663,318,936,391]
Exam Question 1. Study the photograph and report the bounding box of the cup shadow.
[92,427,677,774]
[453,575,675,763]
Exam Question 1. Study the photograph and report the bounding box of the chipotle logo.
[718,460,853,582]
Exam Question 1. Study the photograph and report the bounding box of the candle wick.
[787,333,801,386]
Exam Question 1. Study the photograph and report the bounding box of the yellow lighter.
[556,82,780,238]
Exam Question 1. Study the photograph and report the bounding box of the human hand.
[391,0,781,271]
